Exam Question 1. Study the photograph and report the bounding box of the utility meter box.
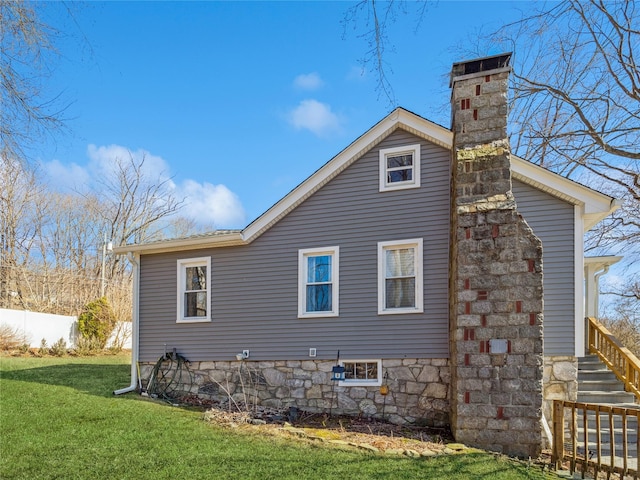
[489,339,509,354]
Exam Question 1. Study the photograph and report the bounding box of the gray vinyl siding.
[513,179,576,356]
[138,129,451,362]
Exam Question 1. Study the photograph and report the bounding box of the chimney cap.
[450,52,512,86]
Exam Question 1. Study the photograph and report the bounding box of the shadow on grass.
[1,362,132,398]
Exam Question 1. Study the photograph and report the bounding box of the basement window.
[339,360,382,386]
[379,144,421,192]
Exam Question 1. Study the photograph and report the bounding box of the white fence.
[0,308,131,349]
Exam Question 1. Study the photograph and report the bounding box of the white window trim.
[176,257,212,323]
[298,246,339,318]
[377,238,424,315]
[379,144,421,192]
[338,359,383,387]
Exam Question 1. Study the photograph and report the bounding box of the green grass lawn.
[0,355,561,480]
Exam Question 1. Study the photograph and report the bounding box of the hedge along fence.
[0,308,131,349]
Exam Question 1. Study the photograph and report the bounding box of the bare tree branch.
[0,1,73,163]
[342,0,430,107]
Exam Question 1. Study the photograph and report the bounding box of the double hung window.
[378,239,423,314]
[379,144,421,191]
[298,247,339,318]
[177,257,211,323]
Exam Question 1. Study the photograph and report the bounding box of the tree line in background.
[497,0,640,353]
[0,2,207,322]
[0,153,199,321]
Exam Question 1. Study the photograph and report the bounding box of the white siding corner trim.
[574,205,585,357]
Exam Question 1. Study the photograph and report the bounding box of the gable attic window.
[298,246,339,318]
[378,238,423,314]
[177,257,211,323]
[379,144,421,192]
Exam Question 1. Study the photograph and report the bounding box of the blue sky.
[39,1,534,229]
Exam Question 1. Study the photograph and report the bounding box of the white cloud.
[41,143,246,229]
[176,180,246,228]
[41,144,173,193]
[87,144,172,184]
[287,99,342,137]
[41,159,91,191]
[293,72,324,91]
[346,65,366,82]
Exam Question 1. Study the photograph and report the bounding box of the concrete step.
[579,379,623,390]
[578,411,639,421]
[578,355,607,370]
[578,370,619,381]
[576,421,638,435]
[577,391,637,404]
[577,355,639,406]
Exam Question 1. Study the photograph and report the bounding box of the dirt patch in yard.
[171,395,557,474]
[198,402,475,458]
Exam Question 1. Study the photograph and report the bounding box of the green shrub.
[75,336,103,356]
[78,297,117,349]
[38,339,49,357]
[50,338,67,357]
[0,324,28,351]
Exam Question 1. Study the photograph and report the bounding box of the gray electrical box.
[490,339,508,354]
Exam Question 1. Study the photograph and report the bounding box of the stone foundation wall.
[542,355,578,426]
[141,358,450,426]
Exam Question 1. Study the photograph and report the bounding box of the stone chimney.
[449,53,544,458]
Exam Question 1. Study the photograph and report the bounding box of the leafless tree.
[87,153,184,290]
[164,216,215,240]
[601,277,640,355]
[0,148,190,320]
[347,0,639,310]
[342,0,430,106]
[0,1,71,163]
[0,154,45,309]
[96,153,183,242]
[498,1,640,260]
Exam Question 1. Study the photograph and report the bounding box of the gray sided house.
[115,55,618,457]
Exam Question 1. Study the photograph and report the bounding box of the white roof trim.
[241,108,451,242]
[113,231,245,255]
[116,107,619,254]
[584,255,623,269]
[510,156,619,231]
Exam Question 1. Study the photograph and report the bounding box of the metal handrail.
[588,317,640,401]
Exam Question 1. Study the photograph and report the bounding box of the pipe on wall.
[113,252,140,395]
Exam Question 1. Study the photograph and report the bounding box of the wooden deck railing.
[588,317,640,402]
[552,400,639,479]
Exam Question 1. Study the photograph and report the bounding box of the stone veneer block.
[449,55,544,459]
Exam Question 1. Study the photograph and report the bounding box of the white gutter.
[112,231,244,255]
[114,252,140,395]
[584,255,623,318]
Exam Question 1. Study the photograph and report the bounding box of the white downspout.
[592,265,610,319]
[114,252,140,395]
